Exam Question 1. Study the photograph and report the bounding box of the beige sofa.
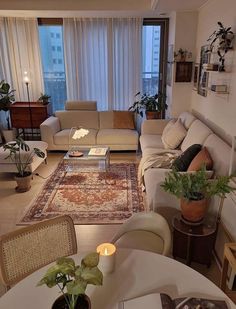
[140,111,235,213]
[40,101,139,151]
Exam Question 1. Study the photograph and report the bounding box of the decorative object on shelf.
[128,91,167,119]
[206,22,234,72]
[68,127,89,154]
[3,137,45,192]
[174,48,192,62]
[161,166,235,223]
[0,80,16,142]
[38,252,103,309]
[198,45,210,97]
[96,243,116,274]
[38,93,51,105]
[175,62,193,82]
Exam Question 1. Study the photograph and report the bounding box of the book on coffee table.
[119,293,228,309]
[88,147,108,156]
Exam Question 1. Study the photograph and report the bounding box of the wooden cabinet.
[172,213,217,267]
[175,61,193,82]
[10,102,51,129]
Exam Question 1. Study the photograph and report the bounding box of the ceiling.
[0,0,209,17]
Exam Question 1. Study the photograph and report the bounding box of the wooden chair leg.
[220,257,229,292]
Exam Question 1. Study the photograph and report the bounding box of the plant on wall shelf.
[206,22,234,71]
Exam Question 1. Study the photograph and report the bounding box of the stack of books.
[203,63,219,71]
[211,84,228,93]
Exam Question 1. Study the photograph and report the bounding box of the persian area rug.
[19,163,145,225]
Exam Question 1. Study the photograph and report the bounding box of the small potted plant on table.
[129,91,167,119]
[3,137,45,192]
[37,252,103,309]
[38,93,51,105]
[161,167,235,223]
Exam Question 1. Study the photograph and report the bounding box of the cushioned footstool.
[0,141,48,173]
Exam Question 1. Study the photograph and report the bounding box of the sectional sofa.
[40,101,139,151]
[139,111,234,216]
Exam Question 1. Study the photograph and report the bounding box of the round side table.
[172,213,217,267]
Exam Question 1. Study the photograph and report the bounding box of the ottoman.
[0,141,48,173]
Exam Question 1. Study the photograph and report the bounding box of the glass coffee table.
[63,146,110,173]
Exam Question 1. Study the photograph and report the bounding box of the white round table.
[0,249,235,309]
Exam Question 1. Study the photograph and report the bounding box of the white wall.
[191,0,236,137]
[167,11,198,118]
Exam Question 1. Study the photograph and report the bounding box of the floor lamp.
[23,73,33,139]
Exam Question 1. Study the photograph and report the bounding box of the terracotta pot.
[180,198,208,223]
[145,111,161,119]
[52,294,91,309]
[14,172,32,193]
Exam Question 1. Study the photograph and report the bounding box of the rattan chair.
[0,215,77,289]
[111,211,171,256]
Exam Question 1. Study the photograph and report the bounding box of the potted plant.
[3,137,45,192]
[38,93,51,105]
[129,91,167,119]
[37,252,103,309]
[206,22,234,71]
[0,80,16,142]
[161,167,235,223]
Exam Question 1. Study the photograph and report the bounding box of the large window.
[38,21,67,112]
[142,19,168,96]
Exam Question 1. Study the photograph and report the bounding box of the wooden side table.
[220,243,236,292]
[172,213,217,267]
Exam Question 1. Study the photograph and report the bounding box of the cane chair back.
[0,215,77,287]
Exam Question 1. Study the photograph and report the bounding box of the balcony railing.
[142,71,159,95]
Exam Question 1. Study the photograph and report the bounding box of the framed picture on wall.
[193,63,199,91]
[198,45,210,97]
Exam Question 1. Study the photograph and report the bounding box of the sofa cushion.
[140,134,164,152]
[178,112,196,129]
[203,134,234,176]
[162,119,187,149]
[113,111,135,129]
[97,129,138,145]
[99,111,114,129]
[181,120,212,151]
[55,111,99,130]
[54,129,98,145]
[65,101,97,110]
[187,147,213,171]
[172,144,202,171]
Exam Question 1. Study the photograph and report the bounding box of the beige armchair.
[111,212,171,255]
[0,215,77,289]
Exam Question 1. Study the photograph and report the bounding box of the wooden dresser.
[10,102,51,129]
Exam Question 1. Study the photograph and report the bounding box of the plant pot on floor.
[14,172,32,193]
[52,294,91,309]
[180,198,208,223]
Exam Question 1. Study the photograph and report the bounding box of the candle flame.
[104,247,108,255]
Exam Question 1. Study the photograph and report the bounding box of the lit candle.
[96,243,116,275]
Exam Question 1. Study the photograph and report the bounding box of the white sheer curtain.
[64,17,142,110]
[0,17,44,102]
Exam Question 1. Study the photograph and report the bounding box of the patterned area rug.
[19,163,145,225]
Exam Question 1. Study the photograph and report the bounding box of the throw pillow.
[172,144,202,171]
[162,119,176,139]
[187,147,213,171]
[113,111,135,129]
[161,119,187,149]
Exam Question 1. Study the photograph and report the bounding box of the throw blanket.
[138,151,179,188]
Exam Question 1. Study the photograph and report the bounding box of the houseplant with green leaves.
[0,80,16,141]
[38,93,51,105]
[3,137,45,192]
[37,252,103,309]
[161,167,235,223]
[129,91,167,119]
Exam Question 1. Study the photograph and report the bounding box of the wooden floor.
[0,151,233,301]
